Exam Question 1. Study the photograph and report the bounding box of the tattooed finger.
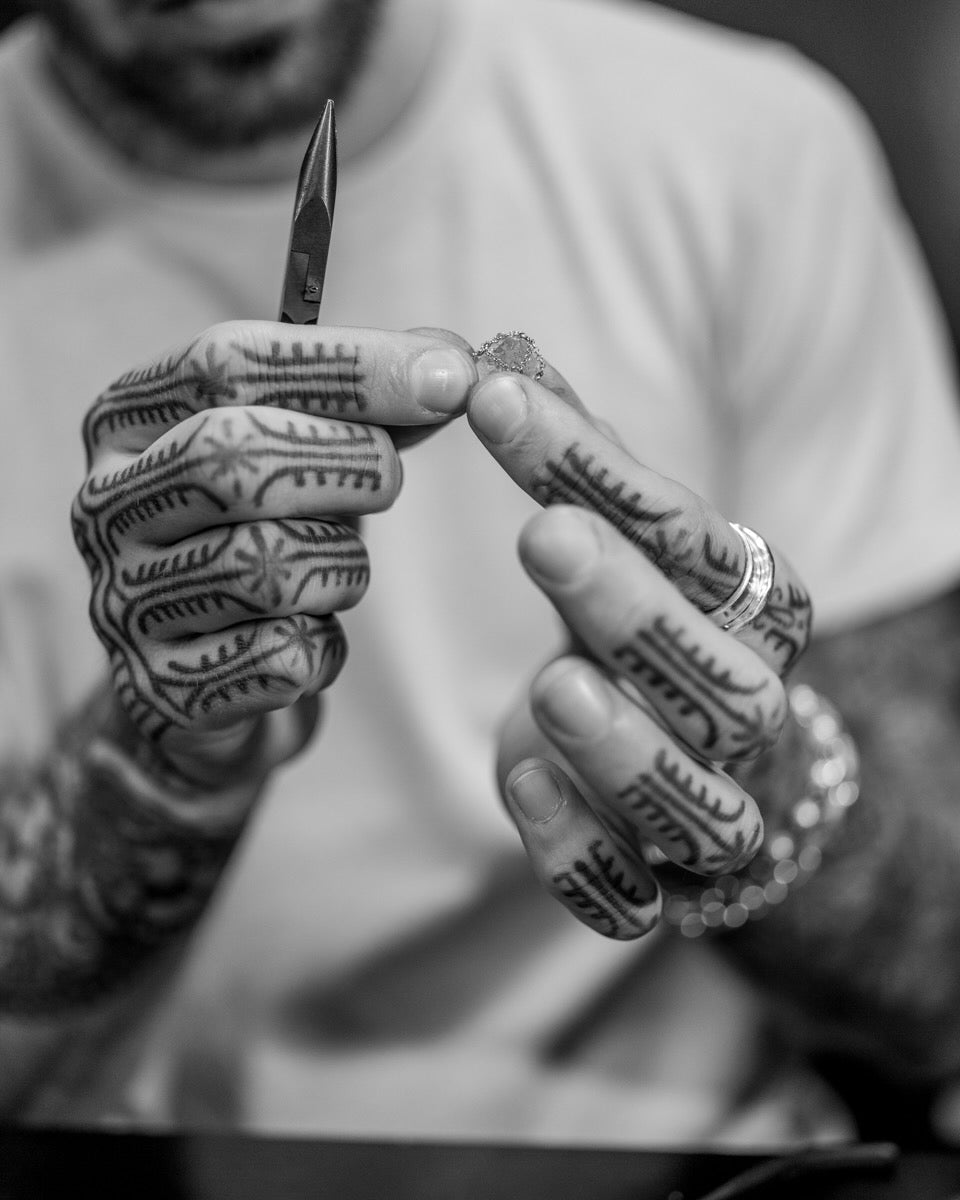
[76,407,399,551]
[467,371,812,675]
[504,759,662,940]
[530,657,763,875]
[520,506,786,762]
[109,613,347,742]
[83,322,478,458]
[116,519,368,641]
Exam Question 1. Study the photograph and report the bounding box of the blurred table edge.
[2,1124,960,1199]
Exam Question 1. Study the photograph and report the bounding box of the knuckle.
[228,522,285,610]
[720,677,787,762]
[642,500,708,582]
[253,614,347,697]
[180,324,245,407]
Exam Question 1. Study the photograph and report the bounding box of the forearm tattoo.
[552,838,657,939]
[614,615,775,758]
[85,336,369,447]
[0,687,249,1012]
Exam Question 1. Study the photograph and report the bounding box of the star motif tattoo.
[203,421,260,497]
[235,526,292,608]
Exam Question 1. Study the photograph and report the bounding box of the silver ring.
[707,523,774,634]
[473,330,545,381]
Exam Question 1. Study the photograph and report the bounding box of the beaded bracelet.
[646,684,860,938]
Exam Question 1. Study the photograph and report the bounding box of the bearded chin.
[95,41,343,149]
[42,0,385,150]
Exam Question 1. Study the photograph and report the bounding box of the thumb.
[387,326,479,450]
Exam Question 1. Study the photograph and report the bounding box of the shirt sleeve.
[724,54,960,633]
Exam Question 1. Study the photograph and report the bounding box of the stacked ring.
[707,523,774,635]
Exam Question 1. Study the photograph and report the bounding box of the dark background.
[0,0,958,357]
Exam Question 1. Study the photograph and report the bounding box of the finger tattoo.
[531,443,740,608]
[84,334,368,455]
[552,837,659,939]
[79,410,383,549]
[73,408,372,742]
[755,579,814,675]
[615,748,761,873]
[122,520,368,638]
[117,613,346,742]
[612,615,781,759]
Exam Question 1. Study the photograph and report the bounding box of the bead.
[792,797,821,829]
[767,833,795,861]
[763,880,789,905]
[723,903,749,928]
[701,901,726,927]
[812,712,840,741]
[812,757,846,789]
[680,913,706,938]
[834,780,860,809]
[798,844,823,873]
[658,684,858,933]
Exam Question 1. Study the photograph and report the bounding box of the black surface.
[1,1128,959,1200]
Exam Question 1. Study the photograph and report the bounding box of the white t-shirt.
[2,0,960,1147]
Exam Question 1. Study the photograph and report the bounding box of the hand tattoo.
[73,344,381,747]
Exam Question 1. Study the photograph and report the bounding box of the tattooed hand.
[72,321,476,784]
[467,361,812,941]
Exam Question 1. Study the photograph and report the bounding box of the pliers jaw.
[279,99,337,325]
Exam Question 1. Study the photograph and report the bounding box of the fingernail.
[510,767,564,824]
[537,664,612,738]
[410,347,475,413]
[468,374,527,443]
[522,507,602,583]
